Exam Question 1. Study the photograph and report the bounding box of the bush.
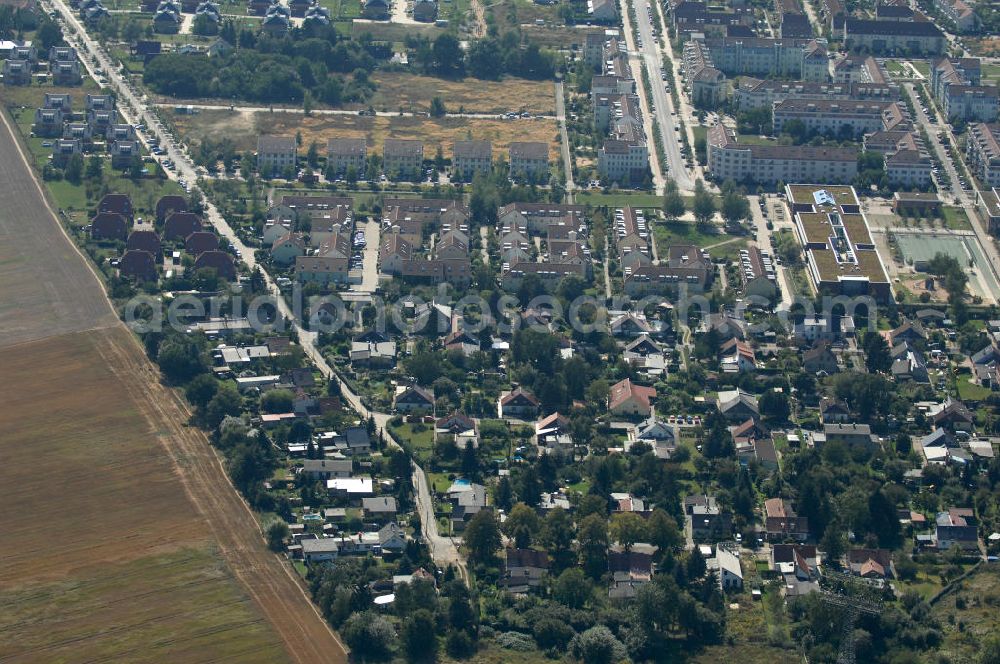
[495,631,535,651]
[445,629,476,659]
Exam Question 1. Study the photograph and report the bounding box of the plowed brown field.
[0,105,346,663]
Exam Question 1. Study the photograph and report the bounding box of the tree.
[533,616,574,651]
[552,567,591,609]
[980,635,1000,664]
[609,512,646,552]
[86,154,103,180]
[542,507,575,568]
[569,625,627,664]
[502,502,540,548]
[205,383,243,429]
[342,611,396,661]
[692,179,715,224]
[401,609,437,662]
[445,629,475,659]
[157,336,204,382]
[720,180,750,226]
[261,389,294,414]
[431,34,463,76]
[645,508,681,556]
[128,155,144,180]
[65,153,83,185]
[306,141,319,168]
[759,389,790,422]
[463,509,501,565]
[862,331,892,374]
[185,373,219,410]
[265,519,289,551]
[577,513,609,580]
[663,179,686,220]
[430,96,447,117]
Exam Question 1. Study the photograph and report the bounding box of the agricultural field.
[370,72,555,115]
[172,108,561,161]
[0,329,290,663]
[0,111,344,663]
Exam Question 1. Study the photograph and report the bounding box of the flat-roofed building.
[786,183,890,302]
[977,188,1000,233]
[326,137,367,177]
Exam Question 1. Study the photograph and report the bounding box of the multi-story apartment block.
[452,140,492,181]
[942,86,999,123]
[842,18,945,55]
[383,138,424,180]
[594,92,648,184]
[734,78,896,111]
[933,0,978,33]
[931,58,998,123]
[703,36,829,82]
[509,142,550,181]
[326,137,367,177]
[772,99,907,138]
[885,149,933,188]
[707,125,858,184]
[966,123,1000,188]
[683,39,726,108]
[831,54,891,85]
[256,134,297,174]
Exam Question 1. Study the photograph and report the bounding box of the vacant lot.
[932,564,1000,663]
[175,108,560,160]
[370,72,555,115]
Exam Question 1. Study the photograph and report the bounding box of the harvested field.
[175,109,561,160]
[0,111,346,663]
[370,72,555,115]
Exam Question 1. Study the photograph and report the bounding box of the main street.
[632,0,696,192]
[44,0,467,582]
[904,82,1000,301]
[618,1,666,193]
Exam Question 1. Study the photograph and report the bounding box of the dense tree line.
[144,30,376,104]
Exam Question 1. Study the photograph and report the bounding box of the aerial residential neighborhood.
[4,0,1000,661]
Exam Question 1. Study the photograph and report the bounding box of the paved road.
[359,219,381,293]
[633,0,696,192]
[904,82,1000,302]
[554,81,576,203]
[749,195,796,311]
[619,0,665,193]
[45,0,466,583]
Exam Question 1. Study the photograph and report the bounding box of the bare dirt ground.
[0,110,347,663]
[370,72,554,115]
[175,109,559,161]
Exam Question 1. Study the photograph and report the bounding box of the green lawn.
[575,191,663,209]
[389,421,436,462]
[941,206,973,231]
[734,133,777,145]
[653,220,748,261]
[956,379,991,401]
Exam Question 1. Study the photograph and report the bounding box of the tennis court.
[895,231,1000,302]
